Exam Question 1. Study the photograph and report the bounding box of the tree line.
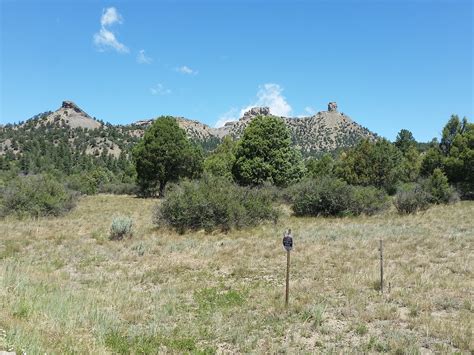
[0,111,472,220]
[134,114,472,200]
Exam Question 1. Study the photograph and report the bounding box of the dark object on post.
[283,230,293,251]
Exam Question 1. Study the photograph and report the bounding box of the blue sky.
[1,0,472,141]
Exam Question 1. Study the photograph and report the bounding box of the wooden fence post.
[379,239,384,294]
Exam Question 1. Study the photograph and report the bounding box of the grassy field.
[0,195,473,353]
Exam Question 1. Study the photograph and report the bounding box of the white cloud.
[150,83,171,95]
[100,7,122,27]
[215,83,292,128]
[137,49,152,64]
[93,7,128,53]
[176,65,198,75]
[94,28,128,53]
[239,83,292,117]
[304,106,316,115]
[215,108,239,128]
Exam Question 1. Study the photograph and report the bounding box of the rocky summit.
[2,101,377,157]
[134,102,377,154]
[29,101,103,130]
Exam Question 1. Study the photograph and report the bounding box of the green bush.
[335,139,404,193]
[292,178,352,217]
[422,168,458,204]
[153,175,278,233]
[393,183,431,214]
[0,174,77,218]
[65,169,113,195]
[109,216,133,240]
[350,185,390,216]
[291,178,389,217]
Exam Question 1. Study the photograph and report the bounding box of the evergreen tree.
[335,139,403,193]
[232,115,304,186]
[203,136,237,180]
[133,117,203,196]
[395,129,416,154]
[305,154,335,178]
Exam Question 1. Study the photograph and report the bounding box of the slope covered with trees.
[0,97,472,221]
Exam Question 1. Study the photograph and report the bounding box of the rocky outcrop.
[33,101,102,130]
[132,103,377,154]
[243,107,270,118]
[4,101,378,158]
[62,100,86,114]
[175,117,218,141]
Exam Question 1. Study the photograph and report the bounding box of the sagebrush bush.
[110,216,133,240]
[393,183,431,214]
[0,175,78,218]
[153,175,278,233]
[291,178,389,217]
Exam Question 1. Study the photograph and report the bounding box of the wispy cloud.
[215,108,240,128]
[215,83,292,128]
[137,49,152,64]
[100,7,122,26]
[176,65,198,75]
[304,106,316,115]
[240,83,292,117]
[93,7,129,53]
[150,83,171,96]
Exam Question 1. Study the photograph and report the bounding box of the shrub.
[153,175,278,233]
[110,216,133,240]
[422,168,458,204]
[350,185,390,216]
[393,183,431,214]
[291,178,389,217]
[292,178,353,217]
[0,174,77,218]
[66,169,113,195]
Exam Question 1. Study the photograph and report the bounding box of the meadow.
[1,195,472,353]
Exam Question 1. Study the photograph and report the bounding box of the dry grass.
[0,195,473,353]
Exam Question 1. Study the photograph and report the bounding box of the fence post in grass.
[379,239,384,294]
[283,229,293,307]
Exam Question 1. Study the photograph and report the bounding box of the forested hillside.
[1,100,471,204]
[0,100,377,191]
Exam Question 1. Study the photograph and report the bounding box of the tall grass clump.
[291,178,389,217]
[109,216,134,240]
[0,174,78,218]
[153,175,278,233]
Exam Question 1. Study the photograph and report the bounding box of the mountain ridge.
[132,102,377,154]
[2,100,377,157]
